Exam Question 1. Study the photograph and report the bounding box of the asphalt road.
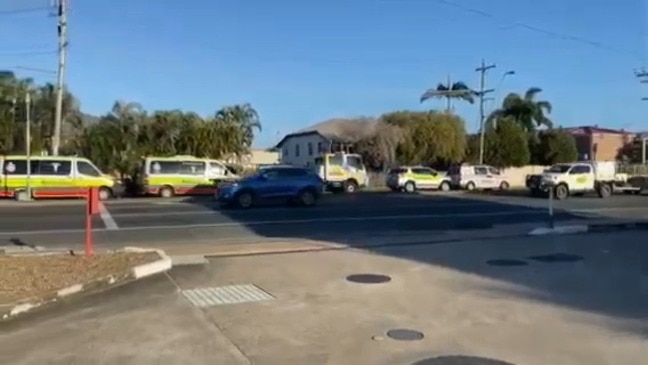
[0,191,646,250]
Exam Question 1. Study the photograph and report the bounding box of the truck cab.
[314,152,368,193]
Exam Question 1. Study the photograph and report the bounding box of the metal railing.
[616,163,648,176]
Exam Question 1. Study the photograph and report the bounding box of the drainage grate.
[386,328,424,341]
[346,274,391,284]
[412,355,515,365]
[486,259,528,267]
[181,284,274,308]
[528,253,584,263]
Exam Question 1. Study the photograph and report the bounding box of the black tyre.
[554,184,569,200]
[235,191,254,209]
[597,183,612,198]
[466,181,476,191]
[439,181,451,192]
[499,181,510,190]
[98,187,112,201]
[404,181,416,193]
[159,185,174,198]
[344,180,358,193]
[297,188,317,207]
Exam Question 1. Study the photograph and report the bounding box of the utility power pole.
[25,93,33,200]
[52,0,68,156]
[636,69,648,163]
[475,59,496,165]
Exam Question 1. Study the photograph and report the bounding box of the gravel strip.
[0,252,159,304]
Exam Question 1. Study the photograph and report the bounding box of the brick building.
[564,126,635,162]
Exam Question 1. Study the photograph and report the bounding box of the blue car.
[217,166,324,208]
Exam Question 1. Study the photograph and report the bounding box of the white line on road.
[98,202,119,230]
[0,209,543,236]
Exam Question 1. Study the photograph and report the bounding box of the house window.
[318,142,324,153]
[283,147,289,157]
[295,144,300,157]
[308,142,313,156]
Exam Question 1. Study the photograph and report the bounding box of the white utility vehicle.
[448,164,511,191]
[526,161,641,200]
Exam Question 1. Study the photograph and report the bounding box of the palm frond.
[524,87,543,100]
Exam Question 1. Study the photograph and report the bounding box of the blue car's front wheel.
[235,191,255,209]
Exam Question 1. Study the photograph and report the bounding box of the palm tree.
[32,83,82,154]
[0,73,35,154]
[420,76,476,112]
[210,104,262,158]
[486,87,552,132]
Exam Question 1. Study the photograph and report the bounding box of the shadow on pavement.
[182,190,648,336]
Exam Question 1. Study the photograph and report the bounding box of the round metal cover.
[412,355,515,365]
[386,328,424,341]
[486,259,528,267]
[528,253,584,263]
[346,274,391,284]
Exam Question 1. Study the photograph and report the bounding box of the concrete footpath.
[1,231,647,365]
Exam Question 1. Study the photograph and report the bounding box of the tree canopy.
[357,111,467,169]
[529,129,578,165]
[0,73,261,177]
[483,117,530,168]
[486,87,552,132]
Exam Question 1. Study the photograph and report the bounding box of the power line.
[0,6,50,15]
[431,0,645,61]
[0,49,57,56]
[0,0,53,16]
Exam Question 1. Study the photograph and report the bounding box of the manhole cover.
[486,259,528,267]
[346,274,391,284]
[528,253,584,263]
[412,355,515,365]
[386,328,424,341]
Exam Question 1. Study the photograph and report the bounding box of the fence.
[617,163,648,176]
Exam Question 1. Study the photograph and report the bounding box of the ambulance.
[139,155,238,197]
[0,155,120,200]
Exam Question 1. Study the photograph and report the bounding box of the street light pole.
[476,59,496,165]
[491,70,515,128]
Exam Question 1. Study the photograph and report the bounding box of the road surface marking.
[99,202,119,230]
[572,207,648,213]
[0,209,545,236]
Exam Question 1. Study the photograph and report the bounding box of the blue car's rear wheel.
[298,189,317,207]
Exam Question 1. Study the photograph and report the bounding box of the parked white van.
[449,164,510,191]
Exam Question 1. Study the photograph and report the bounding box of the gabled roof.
[563,126,633,135]
[275,118,379,149]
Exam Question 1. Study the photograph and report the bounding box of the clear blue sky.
[1,0,647,147]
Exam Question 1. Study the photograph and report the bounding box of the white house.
[275,118,378,167]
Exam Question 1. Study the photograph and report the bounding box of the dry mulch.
[0,252,160,304]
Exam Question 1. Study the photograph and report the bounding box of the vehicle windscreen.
[389,168,407,175]
[329,154,344,166]
[546,164,571,173]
